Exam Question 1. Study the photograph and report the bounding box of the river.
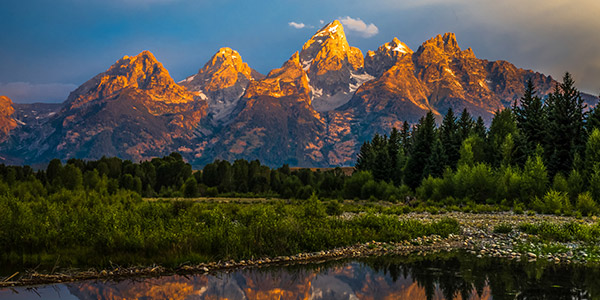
[1,252,598,299]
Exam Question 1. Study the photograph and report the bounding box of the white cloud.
[288,22,306,29]
[319,20,325,24]
[339,16,379,38]
[0,82,77,103]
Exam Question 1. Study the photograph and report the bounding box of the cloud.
[288,22,306,29]
[0,82,77,103]
[320,20,325,24]
[339,16,379,38]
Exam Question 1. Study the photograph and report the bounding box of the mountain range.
[0,20,596,167]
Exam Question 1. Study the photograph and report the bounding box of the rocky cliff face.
[180,47,263,122]
[411,33,555,120]
[8,51,207,163]
[365,37,414,77]
[300,20,374,112]
[0,96,17,142]
[195,52,329,166]
[1,20,592,167]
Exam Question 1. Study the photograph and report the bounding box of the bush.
[542,190,570,214]
[325,200,343,216]
[517,221,600,243]
[576,192,598,216]
[204,187,219,197]
[493,223,513,234]
[513,203,524,215]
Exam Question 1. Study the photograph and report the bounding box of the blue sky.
[1,0,599,102]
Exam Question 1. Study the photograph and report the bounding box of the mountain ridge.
[1,20,595,167]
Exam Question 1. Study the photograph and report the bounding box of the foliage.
[0,188,460,268]
[493,223,513,234]
[518,221,600,243]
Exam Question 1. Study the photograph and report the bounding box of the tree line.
[0,72,599,214]
[356,72,600,214]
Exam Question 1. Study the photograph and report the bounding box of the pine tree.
[473,116,487,139]
[513,79,547,158]
[424,137,447,178]
[400,121,411,154]
[370,134,391,181]
[587,105,600,134]
[545,72,586,176]
[404,111,437,189]
[388,127,403,184]
[457,108,474,142]
[355,141,374,172]
[439,108,460,169]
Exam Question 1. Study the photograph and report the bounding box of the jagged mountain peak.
[179,47,262,122]
[65,50,198,111]
[201,47,252,79]
[385,37,413,54]
[415,32,479,59]
[181,47,257,92]
[419,32,461,53]
[414,32,477,67]
[245,52,310,100]
[313,20,345,39]
[111,50,167,81]
[365,37,414,77]
[298,20,368,112]
[263,52,306,81]
[300,20,352,66]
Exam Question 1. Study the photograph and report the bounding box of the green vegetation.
[0,188,459,268]
[517,221,600,243]
[1,74,594,216]
[493,223,513,234]
[1,72,600,270]
[355,73,600,215]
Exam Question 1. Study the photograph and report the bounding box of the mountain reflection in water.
[1,252,599,299]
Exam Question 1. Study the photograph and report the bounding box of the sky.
[0,0,599,103]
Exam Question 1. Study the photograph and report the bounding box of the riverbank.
[2,211,599,288]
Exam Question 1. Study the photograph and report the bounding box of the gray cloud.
[0,82,77,103]
[339,16,379,38]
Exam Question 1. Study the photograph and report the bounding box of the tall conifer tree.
[404,111,437,189]
[439,108,460,169]
[513,79,547,158]
[545,73,586,176]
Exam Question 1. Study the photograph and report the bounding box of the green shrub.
[513,203,524,215]
[493,223,513,234]
[577,192,598,216]
[204,187,219,197]
[518,221,600,243]
[542,190,570,214]
[325,200,343,216]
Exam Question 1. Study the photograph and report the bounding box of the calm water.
[1,252,598,299]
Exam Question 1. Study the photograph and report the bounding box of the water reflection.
[1,252,599,299]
